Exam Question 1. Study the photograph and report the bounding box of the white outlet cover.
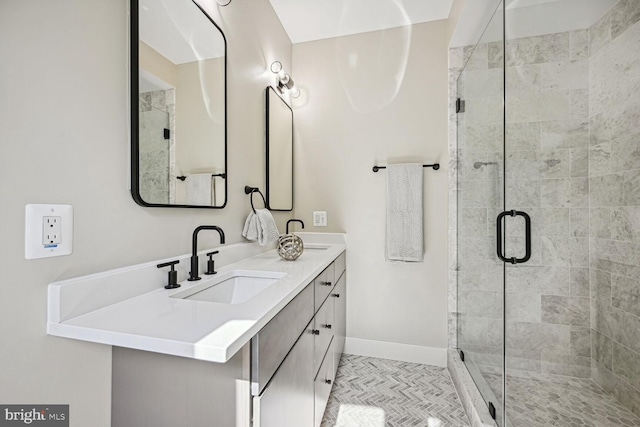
[25,204,73,259]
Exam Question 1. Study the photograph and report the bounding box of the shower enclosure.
[455,0,640,425]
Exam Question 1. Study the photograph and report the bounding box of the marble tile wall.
[139,89,175,204]
[449,0,640,420]
[588,0,640,418]
[453,29,592,381]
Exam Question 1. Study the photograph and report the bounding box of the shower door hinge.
[488,402,496,420]
[459,350,465,361]
[456,98,465,113]
[164,128,170,140]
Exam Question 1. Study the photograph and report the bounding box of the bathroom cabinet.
[253,251,345,427]
[332,271,346,373]
[253,320,314,427]
[111,250,346,427]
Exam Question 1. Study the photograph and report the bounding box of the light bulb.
[270,61,282,74]
[290,86,300,98]
[216,0,232,5]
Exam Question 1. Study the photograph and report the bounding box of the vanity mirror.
[265,87,293,211]
[131,0,227,208]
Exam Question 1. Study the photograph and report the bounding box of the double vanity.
[48,233,346,427]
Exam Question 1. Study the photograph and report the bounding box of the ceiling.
[140,0,225,65]
[267,0,620,47]
[449,0,619,46]
[268,0,454,44]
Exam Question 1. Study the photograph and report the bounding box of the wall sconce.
[271,61,300,98]
[216,0,232,5]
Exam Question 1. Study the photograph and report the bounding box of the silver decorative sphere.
[277,234,304,261]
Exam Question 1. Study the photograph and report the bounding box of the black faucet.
[189,226,225,281]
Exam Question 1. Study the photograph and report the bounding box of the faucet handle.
[205,251,219,275]
[157,260,180,289]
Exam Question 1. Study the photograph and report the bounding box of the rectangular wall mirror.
[130,0,227,208]
[265,87,293,211]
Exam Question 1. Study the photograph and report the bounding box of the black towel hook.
[286,219,305,234]
[244,186,267,213]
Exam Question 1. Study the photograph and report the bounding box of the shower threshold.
[449,350,640,427]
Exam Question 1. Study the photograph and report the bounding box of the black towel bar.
[177,173,226,181]
[372,163,440,172]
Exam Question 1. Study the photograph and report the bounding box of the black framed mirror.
[265,87,293,211]
[131,0,227,208]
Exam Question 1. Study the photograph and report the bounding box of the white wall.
[292,21,450,365]
[0,0,291,425]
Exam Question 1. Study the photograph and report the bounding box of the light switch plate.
[313,211,327,227]
[25,204,73,259]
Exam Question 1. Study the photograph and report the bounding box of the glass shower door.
[456,2,505,425]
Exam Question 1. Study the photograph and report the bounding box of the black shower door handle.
[496,210,531,264]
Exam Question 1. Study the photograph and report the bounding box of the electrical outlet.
[43,216,62,245]
[25,204,73,259]
[313,211,327,227]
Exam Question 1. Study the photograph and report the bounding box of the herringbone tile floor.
[321,354,471,427]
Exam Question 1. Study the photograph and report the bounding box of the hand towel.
[185,173,213,206]
[212,176,226,207]
[386,163,424,262]
[242,211,259,241]
[255,209,280,246]
[242,209,280,246]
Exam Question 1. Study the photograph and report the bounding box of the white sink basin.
[171,270,286,304]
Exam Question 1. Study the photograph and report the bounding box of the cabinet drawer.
[332,272,346,375]
[253,323,314,427]
[313,293,334,376]
[334,251,346,283]
[314,263,335,313]
[251,283,314,395]
[314,339,335,427]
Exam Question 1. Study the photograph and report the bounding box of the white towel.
[242,209,280,246]
[212,176,226,207]
[242,212,259,241]
[185,173,213,206]
[386,163,424,262]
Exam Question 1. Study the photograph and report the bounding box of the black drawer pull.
[322,324,332,329]
[320,281,332,287]
[332,293,340,298]
[324,379,332,385]
[312,329,320,335]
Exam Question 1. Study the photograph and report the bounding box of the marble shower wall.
[139,88,175,204]
[588,0,640,417]
[449,0,640,419]
[501,28,592,378]
[452,28,592,380]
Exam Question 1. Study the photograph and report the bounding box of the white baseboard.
[343,337,447,367]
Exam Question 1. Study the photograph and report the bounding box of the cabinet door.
[332,272,346,375]
[314,339,335,427]
[313,294,334,376]
[314,263,335,313]
[253,323,314,427]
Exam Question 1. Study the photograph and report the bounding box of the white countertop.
[48,233,345,363]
